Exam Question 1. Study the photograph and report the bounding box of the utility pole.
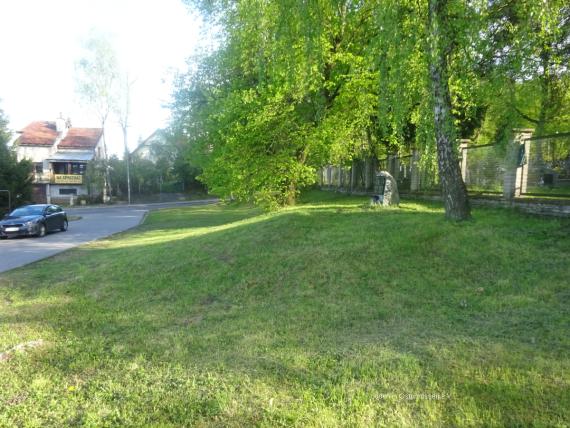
[124,126,131,205]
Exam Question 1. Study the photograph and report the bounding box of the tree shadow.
[1,203,568,425]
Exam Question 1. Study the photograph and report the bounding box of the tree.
[115,73,136,204]
[175,0,381,207]
[427,0,471,220]
[0,105,32,212]
[175,0,565,218]
[75,31,119,202]
[470,0,570,148]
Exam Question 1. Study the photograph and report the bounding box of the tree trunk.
[287,182,296,206]
[100,124,112,202]
[428,0,471,221]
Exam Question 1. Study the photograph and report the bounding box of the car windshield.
[9,206,45,216]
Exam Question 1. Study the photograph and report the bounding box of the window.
[53,163,66,174]
[59,188,77,195]
[71,163,86,175]
[34,162,43,174]
[11,206,44,216]
[52,163,86,175]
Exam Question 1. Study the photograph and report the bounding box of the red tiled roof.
[17,121,58,146]
[58,128,102,149]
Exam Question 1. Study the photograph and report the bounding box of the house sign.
[53,174,83,184]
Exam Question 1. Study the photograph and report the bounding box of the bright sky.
[0,0,202,156]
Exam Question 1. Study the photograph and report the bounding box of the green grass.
[1,190,569,426]
[525,186,570,197]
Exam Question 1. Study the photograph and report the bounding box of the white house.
[14,118,104,204]
[131,130,166,162]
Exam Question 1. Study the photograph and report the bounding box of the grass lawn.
[1,191,569,426]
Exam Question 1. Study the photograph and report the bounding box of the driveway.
[0,199,218,274]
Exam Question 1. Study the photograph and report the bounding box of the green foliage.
[172,1,385,207]
[474,0,570,143]
[172,1,569,207]
[83,159,106,201]
[108,137,205,200]
[75,31,119,124]
[0,106,32,212]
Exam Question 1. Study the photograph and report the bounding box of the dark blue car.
[0,204,68,239]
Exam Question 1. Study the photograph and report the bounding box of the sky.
[0,0,202,156]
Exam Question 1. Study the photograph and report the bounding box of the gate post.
[506,129,533,199]
[411,149,420,192]
[351,160,357,193]
[388,154,400,181]
[459,140,470,183]
[364,158,371,191]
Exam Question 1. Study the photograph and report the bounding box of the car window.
[9,206,45,216]
[47,206,57,214]
[56,206,63,213]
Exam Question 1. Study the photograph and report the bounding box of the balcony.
[32,172,52,183]
[32,173,83,185]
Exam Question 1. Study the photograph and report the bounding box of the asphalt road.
[0,199,218,274]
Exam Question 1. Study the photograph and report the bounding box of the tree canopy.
[0,105,32,213]
[170,0,569,215]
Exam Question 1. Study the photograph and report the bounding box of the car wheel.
[61,220,68,232]
[37,223,46,238]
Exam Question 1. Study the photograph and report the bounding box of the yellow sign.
[53,174,83,184]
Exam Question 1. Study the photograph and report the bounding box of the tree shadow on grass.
[1,204,569,425]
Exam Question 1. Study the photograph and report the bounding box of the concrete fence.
[319,129,570,201]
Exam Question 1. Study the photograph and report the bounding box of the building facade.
[131,129,166,162]
[15,119,104,204]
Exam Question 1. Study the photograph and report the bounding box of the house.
[14,118,105,204]
[130,130,166,162]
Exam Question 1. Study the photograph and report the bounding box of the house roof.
[17,121,58,146]
[17,122,102,149]
[131,129,164,155]
[58,128,102,149]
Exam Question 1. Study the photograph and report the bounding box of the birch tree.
[115,74,136,204]
[427,0,471,220]
[75,32,119,201]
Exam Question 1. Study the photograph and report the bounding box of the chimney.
[53,113,70,152]
[55,113,67,134]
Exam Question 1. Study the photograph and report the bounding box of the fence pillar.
[459,140,470,183]
[364,158,371,192]
[518,138,532,196]
[388,155,400,180]
[350,159,356,193]
[511,129,534,198]
[334,166,339,189]
[411,149,420,192]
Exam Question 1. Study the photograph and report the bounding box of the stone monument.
[373,171,400,206]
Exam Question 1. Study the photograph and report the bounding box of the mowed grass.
[1,191,569,427]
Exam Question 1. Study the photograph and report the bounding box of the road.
[0,199,218,274]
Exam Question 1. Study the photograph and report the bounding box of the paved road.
[0,199,218,274]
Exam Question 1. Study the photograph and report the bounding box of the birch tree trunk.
[428,0,471,221]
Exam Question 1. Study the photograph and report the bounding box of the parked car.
[0,204,68,239]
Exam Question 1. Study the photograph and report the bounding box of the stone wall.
[403,193,570,218]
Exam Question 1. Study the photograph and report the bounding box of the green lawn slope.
[1,191,569,426]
